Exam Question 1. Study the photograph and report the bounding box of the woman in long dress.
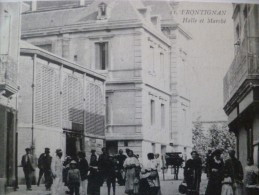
[184,151,202,195]
[205,149,224,195]
[141,153,161,195]
[87,150,101,195]
[124,150,140,195]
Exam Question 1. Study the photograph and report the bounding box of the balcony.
[223,36,259,112]
[0,55,18,97]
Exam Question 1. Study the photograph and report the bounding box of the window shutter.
[35,64,60,127]
[95,43,100,69]
[104,43,108,69]
[0,13,10,55]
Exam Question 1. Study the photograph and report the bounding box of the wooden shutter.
[35,63,60,127]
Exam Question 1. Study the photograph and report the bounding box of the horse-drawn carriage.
[163,152,184,180]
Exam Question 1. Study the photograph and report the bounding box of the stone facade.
[223,4,259,168]
[0,2,21,193]
[21,0,193,164]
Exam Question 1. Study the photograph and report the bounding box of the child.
[67,160,81,195]
[221,171,233,195]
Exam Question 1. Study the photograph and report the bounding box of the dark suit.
[21,154,35,189]
[41,154,53,190]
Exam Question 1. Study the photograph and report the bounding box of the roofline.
[20,47,106,82]
[21,20,172,47]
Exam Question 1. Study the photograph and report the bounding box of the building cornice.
[161,23,192,40]
[145,83,171,96]
[20,47,106,82]
[223,78,259,115]
[106,80,143,85]
[22,20,172,47]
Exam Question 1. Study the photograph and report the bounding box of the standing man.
[21,148,35,190]
[205,150,212,177]
[37,148,48,186]
[39,148,52,190]
[98,147,109,186]
[224,150,244,195]
[116,149,127,185]
[78,151,89,195]
[51,149,64,195]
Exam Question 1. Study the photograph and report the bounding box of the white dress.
[123,157,140,194]
[51,156,64,195]
[144,159,160,188]
[221,177,233,195]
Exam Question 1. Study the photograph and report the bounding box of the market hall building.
[21,0,193,164]
[17,41,106,182]
[21,0,193,163]
[223,4,259,167]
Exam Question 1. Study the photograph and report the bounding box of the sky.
[173,2,234,122]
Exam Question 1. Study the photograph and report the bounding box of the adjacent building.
[0,2,21,193]
[223,4,259,167]
[21,0,193,164]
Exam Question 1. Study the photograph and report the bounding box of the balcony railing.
[223,37,259,105]
[224,5,259,105]
[0,55,18,97]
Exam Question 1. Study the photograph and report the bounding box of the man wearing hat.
[37,148,52,190]
[224,150,243,195]
[37,148,50,186]
[21,148,35,190]
[51,149,64,195]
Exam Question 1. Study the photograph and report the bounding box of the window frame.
[95,41,109,70]
[151,99,155,125]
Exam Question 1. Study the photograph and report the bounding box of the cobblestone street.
[7,169,208,195]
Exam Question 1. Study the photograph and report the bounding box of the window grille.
[35,63,60,127]
[85,83,104,136]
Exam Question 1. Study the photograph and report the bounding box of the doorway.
[106,141,118,155]
[65,132,83,160]
[5,110,16,186]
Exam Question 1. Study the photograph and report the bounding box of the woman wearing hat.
[183,151,202,195]
[205,149,224,195]
[123,150,140,195]
[87,149,101,195]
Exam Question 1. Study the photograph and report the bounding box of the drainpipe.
[31,54,37,150]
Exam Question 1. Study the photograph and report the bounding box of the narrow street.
[7,169,208,195]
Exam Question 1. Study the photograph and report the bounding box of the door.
[66,133,83,160]
[106,141,118,155]
[6,111,16,186]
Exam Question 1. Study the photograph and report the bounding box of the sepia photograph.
[0,0,258,194]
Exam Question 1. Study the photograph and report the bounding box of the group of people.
[22,147,85,195]
[183,149,259,195]
[21,146,162,195]
[123,149,161,195]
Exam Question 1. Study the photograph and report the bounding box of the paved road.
[7,169,208,195]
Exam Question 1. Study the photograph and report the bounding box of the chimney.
[31,1,37,11]
[138,7,151,20]
[151,15,161,30]
[80,0,85,6]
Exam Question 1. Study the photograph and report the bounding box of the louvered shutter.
[35,63,60,127]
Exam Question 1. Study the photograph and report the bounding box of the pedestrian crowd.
[21,147,162,195]
[20,146,259,195]
[181,149,259,195]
